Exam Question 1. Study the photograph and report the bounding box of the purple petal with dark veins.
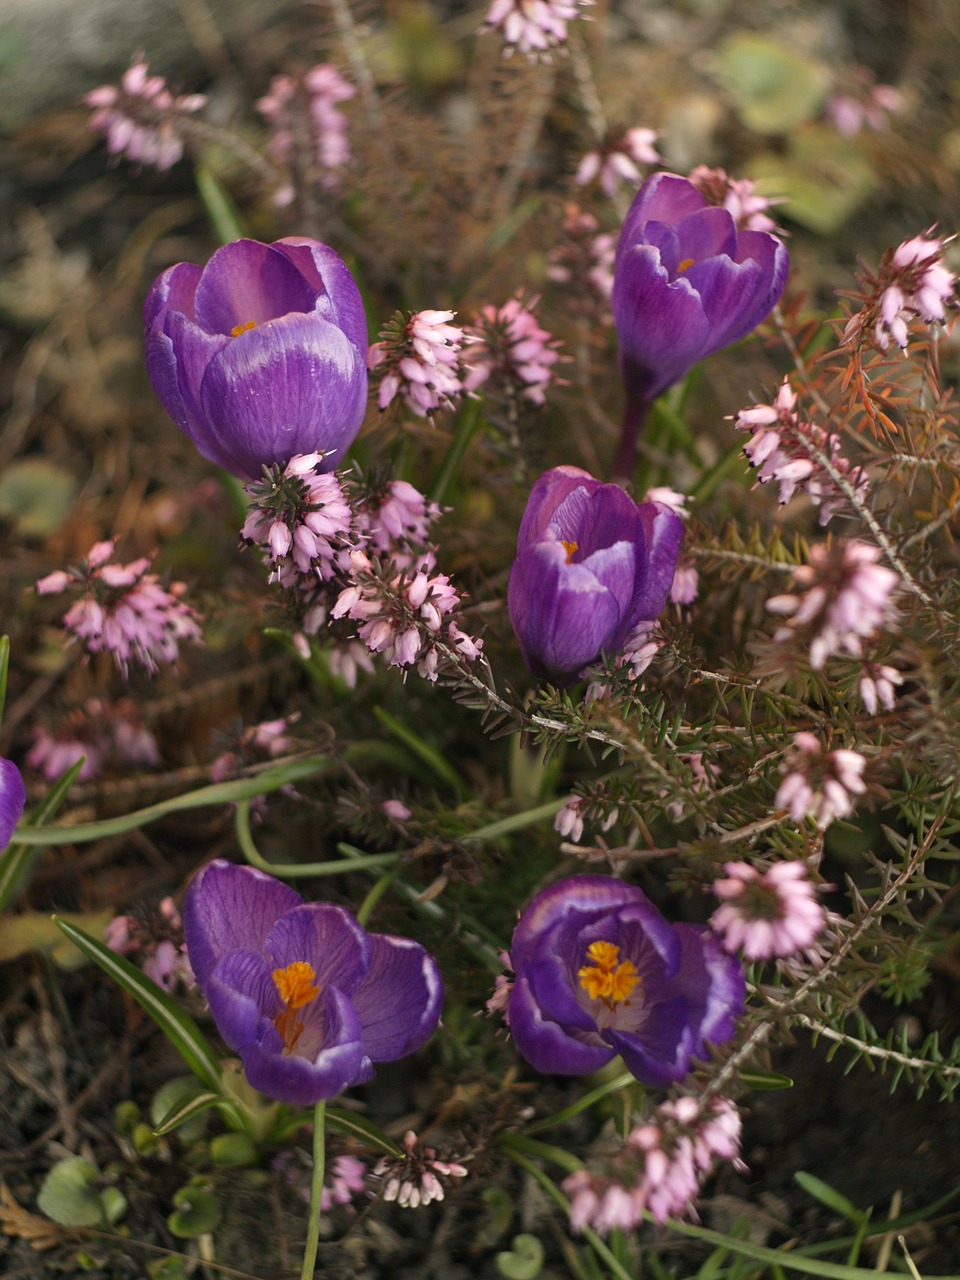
[350,934,444,1061]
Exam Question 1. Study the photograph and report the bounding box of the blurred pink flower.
[711,860,825,959]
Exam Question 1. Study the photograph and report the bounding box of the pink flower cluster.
[106,896,194,993]
[374,1130,468,1209]
[210,716,299,784]
[547,206,615,306]
[241,454,354,590]
[27,698,160,783]
[256,64,355,199]
[465,295,565,407]
[575,128,661,199]
[332,551,482,682]
[711,860,825,959]
[84,58,206,171]
[554,794,618,844]
[858,661,903,715]
[825,68,903,138]
[563,1095,743,1231]
[241,456,482,683]
[368,310,470,418]
[766,540,899,670]
[735,379,867,526]
[688,166,783,235]
[845,234,956,353]
[775,732,867,829]
[36,540,201,676]
[322,1155,367,1212]
[483,0,591,60]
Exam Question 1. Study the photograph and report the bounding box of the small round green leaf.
[37,1156,104,1227]
[496,1233,544,1280]
[167,1185,222,1238]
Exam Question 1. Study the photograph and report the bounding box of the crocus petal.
[193,240,319,334]
[205,948,277,1051]
[350,934,444,1061]
[0,758,26,849]
[240,985,366,1106]
[621,502,686,632]
[264,902,370,994]
[198,313,367,477]
[605,995,696,1087]
[272,237,369,355]
[667,924,746,1050]
[517,466,598,550]
[183,860,302,989]
[508,975,616,1076]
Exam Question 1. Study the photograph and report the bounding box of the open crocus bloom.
[613,173,788,409]
[507,466,684,685]
[0,758,26,849]
[506,876,745,1087]
[184,861,443,1106]
[144,237,368,480]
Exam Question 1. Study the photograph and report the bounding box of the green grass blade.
[52,918,223,1093]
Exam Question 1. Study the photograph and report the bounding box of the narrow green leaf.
[794,1171,863,1224]
[374,706,465,796]
[52,918,223,1092]
[430,397,485,506]
[153,1091,223,1137]
[12,755,333,845]
[326,1107,403,1157]
[0,633,9,725]
[196,166,248,244]
[741,1069,795,1090]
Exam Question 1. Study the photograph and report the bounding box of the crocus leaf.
[326,1107,404,1157]
[151,1077,217,1140]
[37,1157,105,1227]
[52,917,224,1093]
[794,1171,864,1224]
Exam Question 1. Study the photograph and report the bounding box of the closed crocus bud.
[507,466,684,686]
[144,238,368,480]
[612,173,788,478]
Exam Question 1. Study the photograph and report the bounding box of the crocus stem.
[301,1099,326,1280]
[612,392,650,485]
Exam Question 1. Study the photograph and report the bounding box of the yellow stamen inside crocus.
[578,940,640,1009]
[561,539,579,564]
[272,961,320,1053]
[230,319,256,338]
[677,258,695,274]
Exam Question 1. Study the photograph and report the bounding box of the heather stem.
[301,1100,326,1280]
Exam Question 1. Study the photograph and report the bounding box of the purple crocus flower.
[144,238,368,480]
[506,876,744,1087]
[612,172,788,478]
[507,466,684,686]
[183,861,443,1106]
[0,758,26,849]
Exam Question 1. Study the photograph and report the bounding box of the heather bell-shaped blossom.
[508,466,683,685]
[184,861,443,1106]
[612,172,787,476]
[144,238,368,480]
[505,875,745,1087]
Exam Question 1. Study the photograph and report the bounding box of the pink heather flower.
[331,552,483,682]
[482,0,591,60]
[380,799,412,822]
[775,732,867,829]
[256,64,355,191]
[241,454,355,589]
[326,638,377,688]
[27,698,160,783]
[845,234,957,352]
[859,662,902,714]
[321,1155,367,1212]
[734,379,867,526]
[766,541,899,670]
[210,715,299,783]
[485,952,515,1017]
[27,730,102,782]
[825,67,904,138]
[563,1096,743,1232]
[357,480,442,561]
[368,310,469,418]
[555,796,586,843]
[711,860,825,959]
[547,205,615,305]
[687,165,784,235]
[465,295,564,407]
[84,57,205,171]
[670,563,699,606]
[105,897,193,993]
[374,1131,468,1209]
[576,128,661,199]
[36,541,201,676]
